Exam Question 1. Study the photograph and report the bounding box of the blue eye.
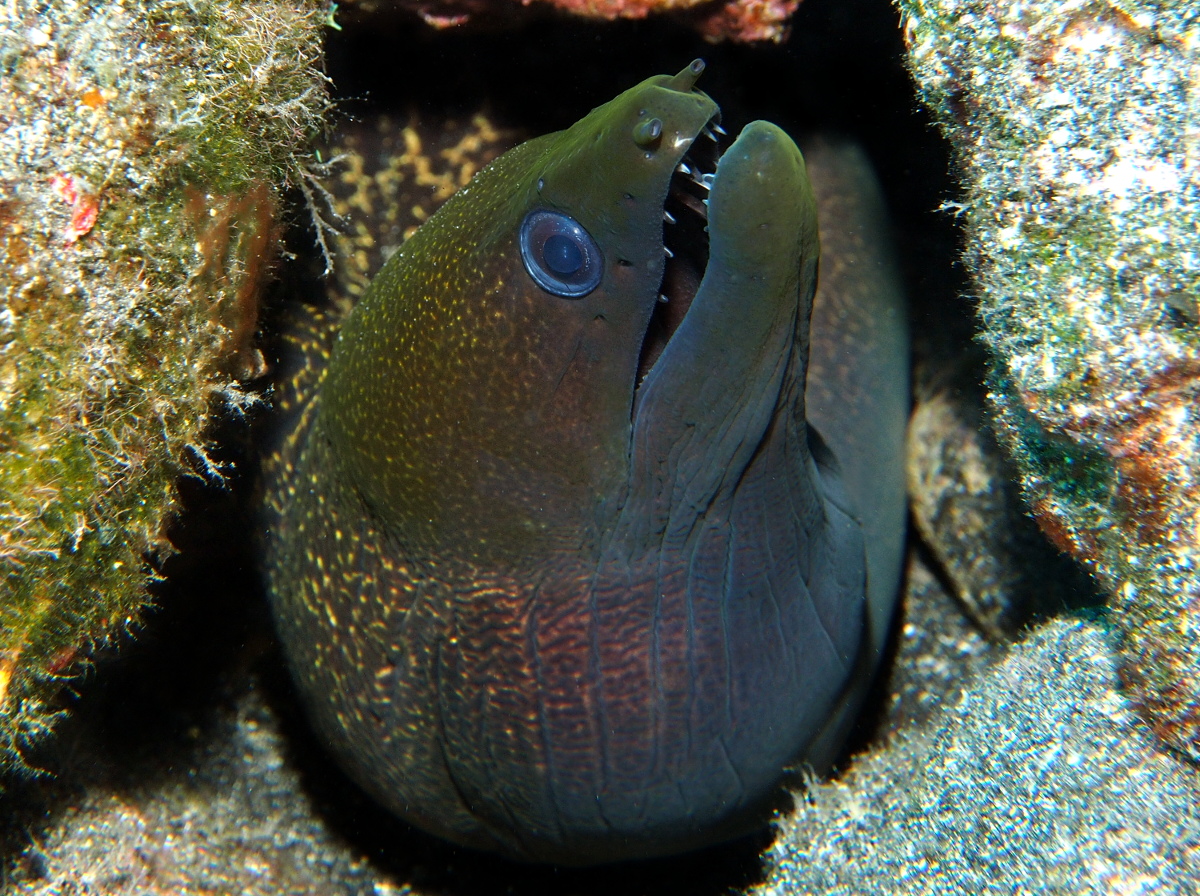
[519,209,603,298]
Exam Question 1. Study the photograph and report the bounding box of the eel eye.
[519,209,603,298]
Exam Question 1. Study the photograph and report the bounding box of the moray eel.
[264,61,908,865]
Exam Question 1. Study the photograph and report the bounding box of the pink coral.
[48,172,100,244]
[695,0,800,43]
[342,0,802,42]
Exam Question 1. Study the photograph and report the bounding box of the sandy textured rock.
[761,619,1200,895]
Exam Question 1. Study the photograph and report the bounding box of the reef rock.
[898,0,1200,759]
[0,0,329,774]
[761,619,1200,895]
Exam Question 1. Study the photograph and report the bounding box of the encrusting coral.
[898,0,1200,759]
[0,0,331,774]
[337,0,803,43]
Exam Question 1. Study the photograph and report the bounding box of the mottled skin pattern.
[264,64,908,865]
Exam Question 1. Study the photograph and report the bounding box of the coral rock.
[898,0,1200,759]
[0,0,330,774]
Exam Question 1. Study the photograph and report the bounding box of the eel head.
[321,61,818,570]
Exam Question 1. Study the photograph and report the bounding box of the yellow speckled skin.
[263,64,908,865]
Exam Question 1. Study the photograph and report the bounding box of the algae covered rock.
[0,0,330,773]
[898,0,1200,758]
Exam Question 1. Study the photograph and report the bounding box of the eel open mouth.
[636,115,725,385]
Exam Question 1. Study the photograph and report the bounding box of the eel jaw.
[636,115,725,385]
[631,117,818,439]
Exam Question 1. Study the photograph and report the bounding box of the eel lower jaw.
[635,116,725,387]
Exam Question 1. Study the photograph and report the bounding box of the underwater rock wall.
[0,0,330,774]
[897,0,1200,759]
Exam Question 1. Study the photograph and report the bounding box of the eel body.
[263,61,908,865]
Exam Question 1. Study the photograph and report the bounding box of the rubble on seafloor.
[898,0,1200,760]
[0,0,331,775]
[906,345,1095,639]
